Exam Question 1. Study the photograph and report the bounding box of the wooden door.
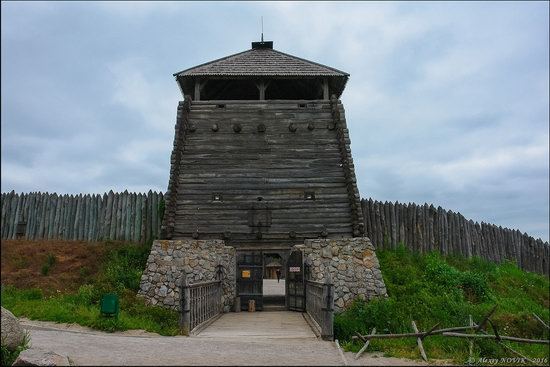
[286,250,305,311]
[236,251,263,311]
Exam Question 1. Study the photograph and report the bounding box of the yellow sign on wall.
[242,270,251,278]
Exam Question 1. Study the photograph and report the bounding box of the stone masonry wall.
[300,237,387,311]
[138,240,236,312]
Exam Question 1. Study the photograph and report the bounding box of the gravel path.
[21,319,431,366]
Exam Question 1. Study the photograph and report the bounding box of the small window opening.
[298,103,307,108]
[16,221,26,238]
[257,197,263,201]
[304,192,315,200]
[212,193,223,202]
[217,104,226,108]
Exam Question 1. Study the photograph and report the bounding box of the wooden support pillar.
[180,271,190,335]
[257,79,269,100]
[259,80,265,100]
[321,272,334,341]
[323,78,329,100]
[194,79,201,101]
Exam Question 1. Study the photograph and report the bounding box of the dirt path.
[21,319,430,366]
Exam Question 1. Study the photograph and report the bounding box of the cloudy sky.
[1,1,548,241]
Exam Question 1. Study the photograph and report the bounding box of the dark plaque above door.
[248,201,272,227]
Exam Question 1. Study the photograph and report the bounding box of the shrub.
[90,315,121,333]
[79,266,91,279]
[424,254,461,288]
[13,256,29,269]
[334,297,400,340]
[96,244,151,293]
[459,271,491,302]
[20,288,43,301]
[40,253,57,276]
[46,253,56,267]
[75,284,96,305]
[41,264,50,276]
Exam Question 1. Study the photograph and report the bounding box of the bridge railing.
[179,274,222,335]
[305,278,334,340]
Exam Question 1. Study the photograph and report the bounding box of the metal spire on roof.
[251,16,272,49]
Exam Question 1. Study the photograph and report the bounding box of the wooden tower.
[161,40,364,247]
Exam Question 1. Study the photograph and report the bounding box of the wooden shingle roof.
[174,47,349,77]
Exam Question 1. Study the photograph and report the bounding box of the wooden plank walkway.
[195,311,317,339]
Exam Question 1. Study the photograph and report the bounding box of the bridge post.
[321,271,334,340]
[179,271,191,336]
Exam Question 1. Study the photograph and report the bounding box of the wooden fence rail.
[305,279,334,341]
[0,191,163,244]
[361,199,549,276]
[352,309,550,363]
[179,274,222,336]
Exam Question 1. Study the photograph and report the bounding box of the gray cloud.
[1,1,548,240]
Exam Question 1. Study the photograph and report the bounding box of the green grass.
[335,245,550,364]
[1,242,179,336]
[1,330,31,366]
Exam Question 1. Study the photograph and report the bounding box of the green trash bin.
[100,293,120,320]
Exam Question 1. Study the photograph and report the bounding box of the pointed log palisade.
[0,191,163,244]
[361,199,549,276]
[0,196,547,275]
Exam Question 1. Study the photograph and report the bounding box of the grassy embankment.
[2,240,548,364]
[335,245,550,363]
[1,240,178,336]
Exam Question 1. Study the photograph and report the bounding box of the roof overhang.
[174,44,350,99]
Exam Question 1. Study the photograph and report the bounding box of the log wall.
[165,99,358,245]
[362,199,549,276]
[1,191,164,244]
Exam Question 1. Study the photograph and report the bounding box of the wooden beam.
[441,332,549,344]
[477,324,539,365]
[256,79,271,100]
[258,79,266,100]
[411,321,428,362]
[533,313,550,331]
[194,79,201,101]
[323,78,329,100]
[469,315,474,361]
[351,325,483,340]
[421,322,441,340]
[354,328,376,360]
[476,305,497,332]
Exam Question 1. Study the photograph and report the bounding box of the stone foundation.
[138,240,236,312]
[139,237,385,314]
[299,237,387,311]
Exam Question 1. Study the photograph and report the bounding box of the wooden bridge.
[179,272,335,340]
[194,311,319,339]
